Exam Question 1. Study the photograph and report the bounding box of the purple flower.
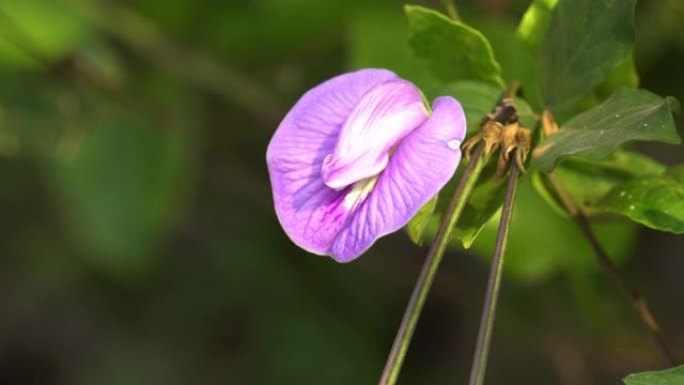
[266,69,466,262]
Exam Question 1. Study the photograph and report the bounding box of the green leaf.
[437,81,537,135]
[598,165,684,234]
[624,364,684,385]
[405,5,504,87]
[455,153,661,251]
[516,0,558,51]
[470,176,637,282]
[406,196,437,246]
[531,88,681,173]
[538,0,636,113]
[552,151,666,213]
[530,151,666,218]
[405,163,508,251]
[453,171,507,248]
[595,53,640,99]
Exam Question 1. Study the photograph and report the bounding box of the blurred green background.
[0,0,683,384]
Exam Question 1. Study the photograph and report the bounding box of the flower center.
[343,175,379,211]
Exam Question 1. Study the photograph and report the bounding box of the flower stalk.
[379,141,489,385]
[440,0,461,21]
[545,173,677,366]
[468,155,520,385]
[380,83,522,385]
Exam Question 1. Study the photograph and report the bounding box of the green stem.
[546,174,677,366]
[379,143,488,385]
[468,159,520,385]
[440,0,461,21]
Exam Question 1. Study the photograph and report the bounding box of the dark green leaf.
[538,0,636,113]
[531,88,681,173]
[598,165,684,233]
[623,364,684,385]
[516,0,558,51]
[595,53,640,99]
[405,5,504,87]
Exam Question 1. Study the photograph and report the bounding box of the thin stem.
[546,174,677,366]
[440,0,461,21]
[379,143,488,385]
[380,82,521,385]
[468,159,520,385]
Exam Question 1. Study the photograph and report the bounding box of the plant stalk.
[380,82,522,385]
[440,0,461,21]
[379,143,488,385]
[468,158,520,385]
[546,174,676,366]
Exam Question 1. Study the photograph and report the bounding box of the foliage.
[599,165,684,233]
[624,364,684,385]
[516,0,557,51]
[537,0,637,114]
[405,5,504,87]
[401,0,682,265]
[531,88,681,173]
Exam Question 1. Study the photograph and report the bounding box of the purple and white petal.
[330,96,466,262]
[266,69,398,255]
[321,79,428,190]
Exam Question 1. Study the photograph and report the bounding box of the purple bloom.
[266,69,466,262]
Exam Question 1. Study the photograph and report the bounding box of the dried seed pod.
[514,127,532,172]
[542,110,558,137]
[496,123,519,177]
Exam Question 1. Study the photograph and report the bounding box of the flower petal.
[266,69,398,255]
[330,96,467,262]
[321,79,428,190]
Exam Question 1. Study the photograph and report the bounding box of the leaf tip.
[666,96,681,114]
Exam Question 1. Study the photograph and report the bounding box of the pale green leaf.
[599,165,684,234]
[624,364,684,385]
[516,0,558,51]
[406,196,437,245]
[405,5,504,87]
